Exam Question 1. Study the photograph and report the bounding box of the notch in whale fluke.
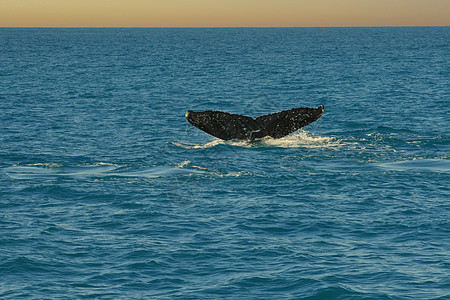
[186,105,324,141]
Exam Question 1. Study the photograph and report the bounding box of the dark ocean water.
[0,27,449,299]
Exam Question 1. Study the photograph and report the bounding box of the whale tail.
[186,105,324,140]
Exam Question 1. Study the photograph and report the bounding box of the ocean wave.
[3,163,205,180]
[378,159,450,172]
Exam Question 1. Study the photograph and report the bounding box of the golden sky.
[1,0,449,27]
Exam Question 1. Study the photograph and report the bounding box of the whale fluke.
[186,105,324,140]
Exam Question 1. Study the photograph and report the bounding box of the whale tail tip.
[186,105,324,140]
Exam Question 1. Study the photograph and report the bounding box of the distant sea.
[1,27,449,299]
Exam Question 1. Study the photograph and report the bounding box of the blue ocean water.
[0,27,449,299]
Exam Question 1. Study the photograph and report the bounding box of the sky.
[1,0,449,27]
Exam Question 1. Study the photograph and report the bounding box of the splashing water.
[174,130,343,150]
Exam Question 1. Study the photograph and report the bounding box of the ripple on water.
[378,159,450,173]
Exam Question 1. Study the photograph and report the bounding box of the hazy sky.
[1,0,449,27]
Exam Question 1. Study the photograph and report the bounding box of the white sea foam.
[173,139,225,149]
[258,131,342,149]
[175,131,344,150]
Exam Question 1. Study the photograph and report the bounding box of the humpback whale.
[186,105,324,140]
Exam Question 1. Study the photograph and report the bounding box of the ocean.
[0,27,449,299]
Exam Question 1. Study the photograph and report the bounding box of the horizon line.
[1,25,449,29]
